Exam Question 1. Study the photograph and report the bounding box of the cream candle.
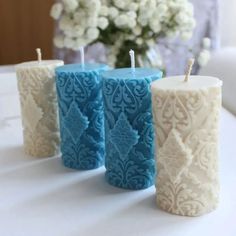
[15,49,64,157]
[151,59,222,216]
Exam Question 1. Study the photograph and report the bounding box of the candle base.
[157,198,219,217]
[62,155,104,170]
[105,171,154,190]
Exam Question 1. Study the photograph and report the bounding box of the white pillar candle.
[151,72,222,216]
[15,49,64,157]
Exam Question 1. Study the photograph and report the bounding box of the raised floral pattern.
[56,69,107,170]
[16,63,63,157]
[63,101,89,143]
[159,128,193,183]
[152,87,221,216]
[103,76,160,190]
[22,93,43,132]
[109,112,139,158]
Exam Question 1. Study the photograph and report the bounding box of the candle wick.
[129,49,135,73]
[80,46,85,70]
[36,48,42,64]
[184,58,195,82]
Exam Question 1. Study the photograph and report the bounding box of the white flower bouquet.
[51,0,197,68]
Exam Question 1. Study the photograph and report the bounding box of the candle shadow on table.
[0,115,21,129]
[75,195,198,236]
[0,145,61,175]
[70,184,196,236]
[0,156,109,209]
[19,170,146,209]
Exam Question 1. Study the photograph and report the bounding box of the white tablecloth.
[0,73,236,236]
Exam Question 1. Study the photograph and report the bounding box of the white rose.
[74,38,86,49]
[107,53,116,67]
[185,18,196,29]
[59,15,72,31]
[113,0,126,9]
[183,2,194,16]
[128,2,138,11]
[198,50,210,67]
[175,12,189,25]
[149,20,161,33]
[127,11,137,19]
[86,0,101,13]
[64,29,75,37]
[180,31,193,40]
[132,26,142,36]
[138,15,148,26]
[125,35,136,41]
[167,30,178,38]
[86,27,99,40]
[50,3,63,20]
[128,19,137,28]
[100,6,109,16]
[54,35,64,48]
[64,36,75,48]
[114,15,129,27]
[109,7,119,19]
[74,25,85,36]
[136,38,143,45]
[203,37,211,49]
[147,39,155,47]
[156,3,168,14]
[98,17,109,30]
[73,11,86,22]
[87,17,98,27]
[62,0,78,12]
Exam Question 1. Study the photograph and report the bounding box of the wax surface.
[151,75,222,90]
[56,63,109,170]
[102,68,162,190]
[151,75,223,216]
[15,60,64,157]
[16,60,63,68]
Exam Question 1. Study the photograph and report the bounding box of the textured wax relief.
[16,61,63,157]
[152,87,222,216]
[102,68,162,190]
[56,64,109,170]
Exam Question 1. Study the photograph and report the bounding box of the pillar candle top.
[102,67,162,80]
[151,75,222,91]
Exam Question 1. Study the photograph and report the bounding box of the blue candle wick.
[129,49,135,74]
[80,46,85,71]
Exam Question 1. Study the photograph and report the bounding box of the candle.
[102,50,162,190]
[55,49,109,170]
[151,59,222,216]
[15,48,64,157]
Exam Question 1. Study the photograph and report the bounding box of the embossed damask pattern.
[103,75,161,190]
[56,67,108,170]
[152,87,222,216]
[16,62,64,157]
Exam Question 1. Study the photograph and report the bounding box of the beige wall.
[0,0,54,65]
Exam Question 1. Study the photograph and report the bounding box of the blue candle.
[55,63,109,170]
[102,67,162,189]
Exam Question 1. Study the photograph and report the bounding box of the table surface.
[0,73,236,236]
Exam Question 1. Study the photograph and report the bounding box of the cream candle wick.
[36,48,42,64]
[184,58,195,82]
[129,49,135,73]
[80,46,85,69]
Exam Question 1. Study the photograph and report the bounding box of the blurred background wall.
[0,0,235,65]
[0,0,54,64]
